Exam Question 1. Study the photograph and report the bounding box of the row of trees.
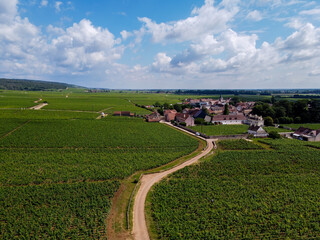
[251,99,320,124]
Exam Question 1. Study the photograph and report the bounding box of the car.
[195,132,200,136]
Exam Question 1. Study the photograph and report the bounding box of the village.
[113,95,320,142]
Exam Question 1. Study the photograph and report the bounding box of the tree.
[230,96,241,105]
[163,102,169,109]
[173,104,182,112]
[264,116,274,126]
[269,131,281,139]
[202,106,210,115]
[158,107,164,116]
[154,101,161,107]
[195,118,204,125]
[223,104,229,115]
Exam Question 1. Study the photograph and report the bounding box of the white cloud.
[40,0,48,7]
[0,1,124,82]
[0,0,18,23]
[55,1,62,12]
[120,30,132,41]
[299,8,320,15]
[246,10,263,21]
[138,0,238,43]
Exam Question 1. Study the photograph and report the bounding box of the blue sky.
[1,0,320,89]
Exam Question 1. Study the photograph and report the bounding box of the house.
[175,113,195,126]
[113,111,134,117]
[204,115,212,123]
[146,112,161,122]
[292,127,320,142]
[244,114,264,126]
[210,106,224,115]
[189,109,207,119]
[212,114,246,125]
[164,110,177,122]
[248,125,268,137]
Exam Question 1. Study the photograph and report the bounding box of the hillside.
[0,78,82,91]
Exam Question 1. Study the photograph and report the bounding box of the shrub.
[269,131,281,139]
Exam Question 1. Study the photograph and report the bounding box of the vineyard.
[218,139,264,150]
[150,139,320,239]
[0,109,99,120]
[263,126,293,133]
[0,91,199,239]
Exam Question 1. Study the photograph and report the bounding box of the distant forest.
[0,78,79,91]
[174,89,320,95]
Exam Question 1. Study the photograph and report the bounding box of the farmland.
[218,139,264,150]
[189,124,249,136]
[0,90,199,239]
[150,139,320,239]
[263,126,293,133]
[282,123,320,130]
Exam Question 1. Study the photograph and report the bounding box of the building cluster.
[146,96,262,128]
[293,127,320,142]
[184,95,255,115]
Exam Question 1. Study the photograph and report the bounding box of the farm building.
[113,111,134,117]
[244,114,264,126]
[164,110,177,122]
[146,112,161,122]
[248,125,268,137]
[175,113,195,126]
[212,114,246,125]
[292,127,320,142]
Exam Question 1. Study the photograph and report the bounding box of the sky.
[1,0,320,89]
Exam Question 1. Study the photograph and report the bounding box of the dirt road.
[132,129,215,240]
[29,103,48,110]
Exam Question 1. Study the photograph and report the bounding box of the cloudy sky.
[1,0,320,89]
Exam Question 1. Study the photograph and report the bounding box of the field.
[150,138,320,239]
[218,139,264,150]
[282,123,320,130]
[0,90,199,239]
[263,126,293,133]
[189,124,249,136]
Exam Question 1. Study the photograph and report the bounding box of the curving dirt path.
[132,126,215,240]
[29,103,48,110]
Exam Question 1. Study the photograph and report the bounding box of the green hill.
[0,78,83,91]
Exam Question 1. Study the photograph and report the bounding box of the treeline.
[174,89,270,95]
[173,89,320,96]
[252,99,320,124]
[0,78,78,91]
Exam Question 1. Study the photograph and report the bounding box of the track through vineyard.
[132,129,215,240]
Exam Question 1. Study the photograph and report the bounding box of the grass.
[106,126,206,239]
[264,126,293,133]
[189,124,249,136]
[150,139,320,239]
[282,123,320,130]
[0,91,202,239]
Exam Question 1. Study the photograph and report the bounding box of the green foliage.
[151,140,320,239]
[0,181,119,239]
[264,116,274,126]
[0,92,199,239]
[268,131,281,139]
[264,126,293,133]
[0,109,98,120]
[223,103,229,115]
[173,103,182,112]
[194,118,204,125]
[0,78,77,91]
[219,139,263,150]
[0,118,26,136]
[282,123,320,130]
[0,119,197,148]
